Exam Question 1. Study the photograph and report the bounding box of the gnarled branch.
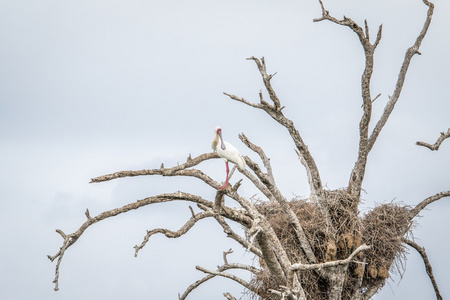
[90,152,219,183]
[178,263,262,300]
[91,153,227,189]
[134,209,215,257]
[314,0,435,200]
[314,0,382,199]
[224,57,324,203]
[409,190,450,220]
[48,192,215,291]
[239,133,276,186]
[213,214,263,257]
[239,133,317,265]
[368,0,434,151]
[416,128,450,151]
[291,244,370,271]
[48,188,254,291]
[178,262,261,300]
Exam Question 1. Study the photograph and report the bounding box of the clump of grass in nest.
[247,191,413,300]
[360,202,412,287]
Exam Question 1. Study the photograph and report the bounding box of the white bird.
[211,126,246,189]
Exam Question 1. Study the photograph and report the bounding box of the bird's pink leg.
[219,161,229,189]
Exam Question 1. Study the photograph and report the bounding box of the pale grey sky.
[1,0,449,299]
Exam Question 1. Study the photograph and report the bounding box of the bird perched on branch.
[211,126,245,189]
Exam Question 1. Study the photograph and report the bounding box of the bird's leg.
[219,161,230,189]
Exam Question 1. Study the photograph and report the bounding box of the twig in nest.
[291,244,370,271]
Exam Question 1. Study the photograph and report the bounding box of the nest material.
[361,202,411,284]
[248,190,412,300]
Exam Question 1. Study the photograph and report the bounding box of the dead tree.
[49,0,448,299]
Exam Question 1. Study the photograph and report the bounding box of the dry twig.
[291,245,370,271]
[409,191,450,220]
[416,128,450,151]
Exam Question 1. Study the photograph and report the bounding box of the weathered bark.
[416,128,450,151]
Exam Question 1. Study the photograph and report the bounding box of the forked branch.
[291,244,370,271]
[409,190,450,220]
[239,133,318,265]
[314,0,383,199]
[416,128,450,151]
[48,192,215,291]
[315,0,434,199]
[178,263,262,300]
[239,133,276,186]
[246,56,282,110]
[90,152,222,189]
[224,57,324,205]
[134,210,215,257]
[49,150,258,292]
[368,0,435,151]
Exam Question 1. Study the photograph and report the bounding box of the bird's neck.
[211,134,219,151]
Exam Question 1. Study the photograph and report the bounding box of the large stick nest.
[247,190,412,300]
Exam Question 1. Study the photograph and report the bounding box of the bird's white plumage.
[217,140,245,170]
[212,126,245,170]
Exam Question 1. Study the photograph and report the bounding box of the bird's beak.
[219,131,226,150]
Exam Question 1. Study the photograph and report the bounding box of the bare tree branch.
[291,244,370,271]
[217,185,305,294]
[179,263,261,300]
[223,248,233,264]
[361,93,381,107]
[90,152,221,188]
[240,137,318,263]
[409,190,450,220]
[314,0,384,199]
[196,264,260,294]
[294,149,334,235]
[200,263,262,277]
[402,238,443,300]
[213,214,263,257]
[416,128,450,151]
[239,133,276,186]
[223,92,264,109]
[314,0,435,201]
[223,292,237,300]
[368,0,435,151]
[210,146,311,294]
[246,56,282,110]
[239,135,317,265]
[240,159,277,202]
[47,192,214,291]
[134,210,216,257]
[224,57,324,203]
[48,189,253,291]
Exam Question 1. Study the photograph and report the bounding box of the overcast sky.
[1,0,449,299]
